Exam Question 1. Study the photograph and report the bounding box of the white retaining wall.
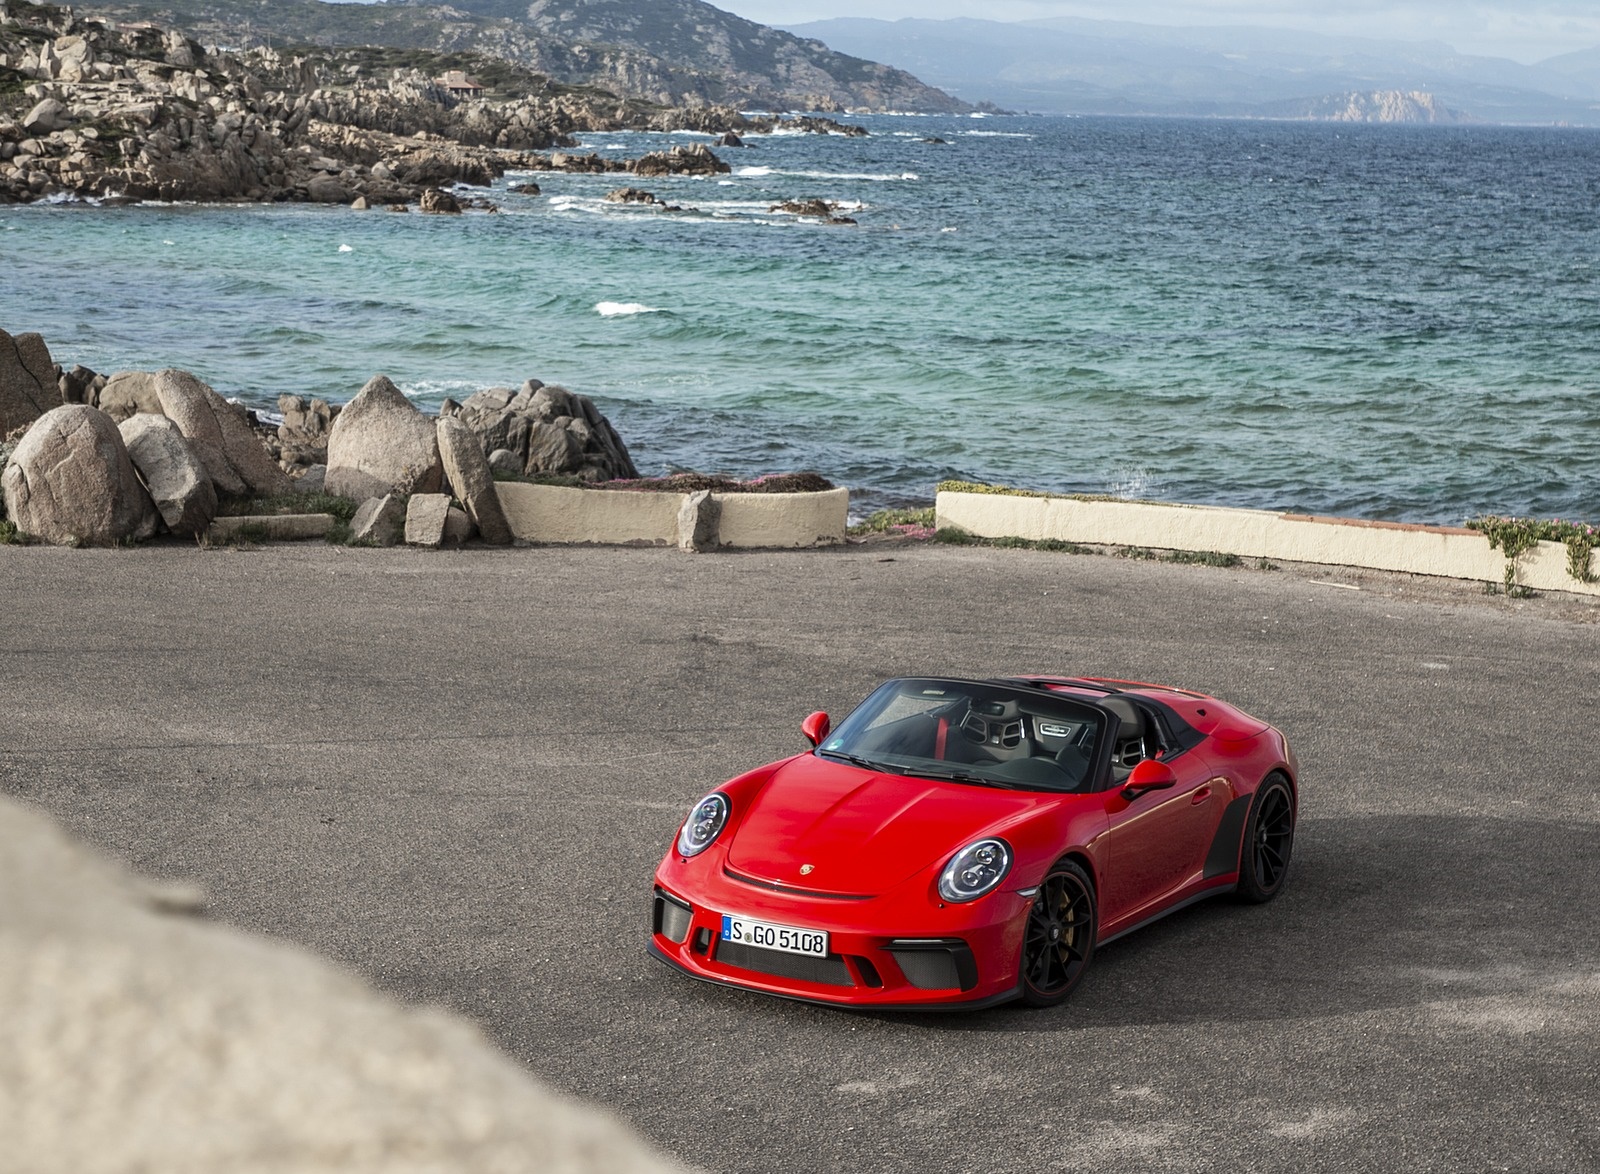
[495,483,848,549]
[935,491,1598,597]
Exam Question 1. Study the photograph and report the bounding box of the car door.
[1097,749,1224,930]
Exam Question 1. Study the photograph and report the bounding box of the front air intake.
[653,889,693,944]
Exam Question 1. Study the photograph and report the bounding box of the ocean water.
[4,114,1599,522]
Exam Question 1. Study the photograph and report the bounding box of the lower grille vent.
[715,940,854,987]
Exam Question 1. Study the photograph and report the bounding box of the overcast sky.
[721,1,1600,63]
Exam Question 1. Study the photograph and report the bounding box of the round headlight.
[938,838,1013,902]
[676,792,730,858]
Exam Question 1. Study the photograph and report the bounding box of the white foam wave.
[961,130,1034,138]
[734,166,916,182]
[338,243,353,253]
[399,379,480,402]
[596,301,662,317]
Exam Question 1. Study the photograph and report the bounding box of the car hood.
[725,753,1044,895]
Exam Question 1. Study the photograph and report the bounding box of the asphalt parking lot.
[4,540,1598,1173]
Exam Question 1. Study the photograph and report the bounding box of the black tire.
[1019,860,1097,1008]
[1237,773,1296,903]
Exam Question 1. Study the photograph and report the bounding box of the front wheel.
[1237,774,1296,903]
[1018,861,1097,1007]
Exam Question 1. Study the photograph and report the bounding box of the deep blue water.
[4,114,1599,521]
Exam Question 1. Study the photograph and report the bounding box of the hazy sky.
[721,1,1600,63]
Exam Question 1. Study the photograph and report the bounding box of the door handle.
[1190,786,1212,805]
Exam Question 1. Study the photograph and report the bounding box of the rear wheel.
[1019,861,1097,1007]
[1238,774,1295,903]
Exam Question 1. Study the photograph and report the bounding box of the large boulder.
[0,328,61,436]
[447,379,638,483]
[326,375,443,500]
[101,370,294,498]
[437,416,513,545]
[195,380,295,497]
[0,795,690,1174]
[118,413,217,536]
[1,405,159,546]
[96,371,167,422]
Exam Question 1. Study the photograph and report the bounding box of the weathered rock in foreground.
[1,404,158,545]
[405,492,452,547]
[117,413,217,536]
[0,795,690,1174]
[349,493,405,546]
[98,369,292,497]
[0,328,61,436]
[437,415,513,546]
[445,381,638,482]
[326,374,444,500]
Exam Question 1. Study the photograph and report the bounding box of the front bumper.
[648,865,1031,1010]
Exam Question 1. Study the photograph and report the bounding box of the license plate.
[721,913,829,958]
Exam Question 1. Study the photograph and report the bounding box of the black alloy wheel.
[1238,774,1296,903]
[1019,860,1097,1008]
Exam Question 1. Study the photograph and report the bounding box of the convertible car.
[649,675,1297,1010]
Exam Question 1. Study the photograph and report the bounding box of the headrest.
[1099,696,1145,743]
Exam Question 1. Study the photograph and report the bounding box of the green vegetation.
[216,491,359,522]
[936,479,1150,506]
[0,519,23,545]
[1467,514,1598,593]
[848,506,934,536]
[0,66,34,96]
[1166,549,1243,568]
[932,526,1250,568]
[224,521,272,546]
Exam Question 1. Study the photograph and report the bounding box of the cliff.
[70,0,968,112]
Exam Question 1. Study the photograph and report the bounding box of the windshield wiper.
[816,749,889,772]
[900,766,1021,790]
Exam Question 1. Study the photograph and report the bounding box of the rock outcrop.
[98,369,292,497]
[437,415,513,546]
[0,3,886,207]
[444,381,638,483]
[117,412,217,536]
[0,795,690,1174]
[325,374,444,499]
[1,404,159,545]
[0,328,61,436]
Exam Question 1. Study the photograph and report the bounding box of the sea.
[4,114,1599,522]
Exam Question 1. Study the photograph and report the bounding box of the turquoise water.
[5,115,1599,520]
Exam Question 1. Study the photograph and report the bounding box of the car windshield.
[817,678,1105,793]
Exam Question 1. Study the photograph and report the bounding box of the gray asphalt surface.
[4,540,1598,1173]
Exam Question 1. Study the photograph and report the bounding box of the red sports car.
[650,675,1297,1010]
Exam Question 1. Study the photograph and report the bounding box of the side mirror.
[1121,758,1177,800]
[801,711,831,747]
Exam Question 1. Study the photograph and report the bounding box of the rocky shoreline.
[0,0,867,206]
[0,324,649,547]
[1,324,839,551]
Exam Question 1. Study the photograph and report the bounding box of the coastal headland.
[2,539,1596,1171]
[0,0,866,206]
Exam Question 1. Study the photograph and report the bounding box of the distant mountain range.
[70,0,968,112]
[786,16,1600,125]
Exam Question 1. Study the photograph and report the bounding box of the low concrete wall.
[208,513,334,542]
[495,482,679,546]
[935,491,1599,596]
[713,487,849,549]
[495,482,847,550]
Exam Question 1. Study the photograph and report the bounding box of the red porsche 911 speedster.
[649,675,1297,1010]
